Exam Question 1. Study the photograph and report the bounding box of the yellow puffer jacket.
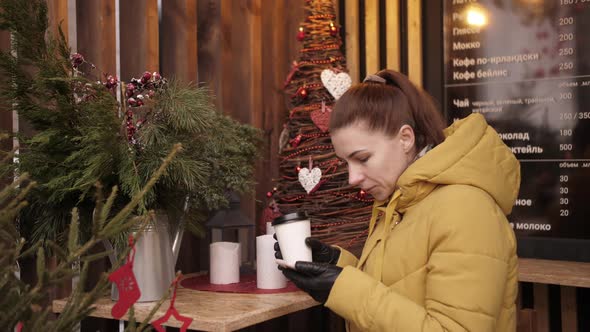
[325,113,520,332]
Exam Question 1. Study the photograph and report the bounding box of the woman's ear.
[399,124,415,153]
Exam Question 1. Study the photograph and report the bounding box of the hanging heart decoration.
[320,69,351,100]
[298,167,322,194]
[310,101,332,132]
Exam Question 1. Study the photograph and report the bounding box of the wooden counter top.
[53,259,590,331]
[52,281,318,332]
[518,258,590,288]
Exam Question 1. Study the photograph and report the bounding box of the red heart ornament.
[310,106,331,132]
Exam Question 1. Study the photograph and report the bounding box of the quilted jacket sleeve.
[325,187,514,331]
[334,246,359,267]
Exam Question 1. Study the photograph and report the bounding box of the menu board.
[443,0,590,246]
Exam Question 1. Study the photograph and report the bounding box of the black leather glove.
[282,261,342,303]
[274,236,340,264]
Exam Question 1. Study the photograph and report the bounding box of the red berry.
[141,71,152,83]
[71,53,84,68]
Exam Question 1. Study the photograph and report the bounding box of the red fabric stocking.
[109,236,141,319]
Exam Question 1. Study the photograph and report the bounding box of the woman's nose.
[348,166,364,186]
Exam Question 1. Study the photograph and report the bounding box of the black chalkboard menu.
[443,0,590,261]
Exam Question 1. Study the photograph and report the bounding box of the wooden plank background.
[30,0,411,242]
[1,0,586,330]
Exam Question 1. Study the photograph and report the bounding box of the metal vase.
[109,213,182,302]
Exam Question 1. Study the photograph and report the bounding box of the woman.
[278,69,520,331]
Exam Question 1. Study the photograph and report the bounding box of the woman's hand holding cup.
[274,235,340,267]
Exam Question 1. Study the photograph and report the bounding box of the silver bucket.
[108,213,182,302]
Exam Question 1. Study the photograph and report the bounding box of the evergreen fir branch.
[34,246,45,288]
[45,240,68,261]
[79,250,114,263]
[156,80,217,134]
[100,144,181,235]
[68,207,79,253]
[1,142,178,331]
[93,183,105,235]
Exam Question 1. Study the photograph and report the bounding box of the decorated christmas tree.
[267,0,372,254]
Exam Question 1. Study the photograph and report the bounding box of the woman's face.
[331,122,416,201]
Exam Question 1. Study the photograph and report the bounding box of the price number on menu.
[560,112,590,120]
[559,175,570,217]
[561,0,590,5]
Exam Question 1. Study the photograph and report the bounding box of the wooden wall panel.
[249,0,263,223]
[259,0,285,207]
[76,0,116,77]
[344,0,359,83]
[407,0,422,86]
[220,0,232,118]
[161,0,198,83]
[197,0,222,109]
[47,0,68,41]
[364,0,379,76]
[256,0,304,230]
[119,0,158,81]
[385,0,400,71]
[285,1,304,68]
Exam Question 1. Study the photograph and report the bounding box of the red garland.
[300,43,340,53]
[281,145,333,162]
[311,216,372,229]
[331,191,375,203]
[283,61,300,88]
[279,194,307,202]
[307,14,336,20]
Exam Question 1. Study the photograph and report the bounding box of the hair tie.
[363,74,386,84]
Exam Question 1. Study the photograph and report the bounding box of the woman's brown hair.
[329,69,446,151]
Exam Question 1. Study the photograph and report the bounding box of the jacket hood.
[396,113,521,215]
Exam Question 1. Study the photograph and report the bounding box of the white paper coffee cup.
[272,212,312,267]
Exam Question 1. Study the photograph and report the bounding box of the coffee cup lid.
[271,212,308,226]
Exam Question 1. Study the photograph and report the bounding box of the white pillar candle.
[209,242,240,284]
[256,235,287,289]
[266,222,275,235]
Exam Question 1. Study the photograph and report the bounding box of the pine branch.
[1,143,179,331]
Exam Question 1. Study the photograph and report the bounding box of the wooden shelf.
[519,258,590,288]
[53,278,318,332]
[52,258,590,331]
